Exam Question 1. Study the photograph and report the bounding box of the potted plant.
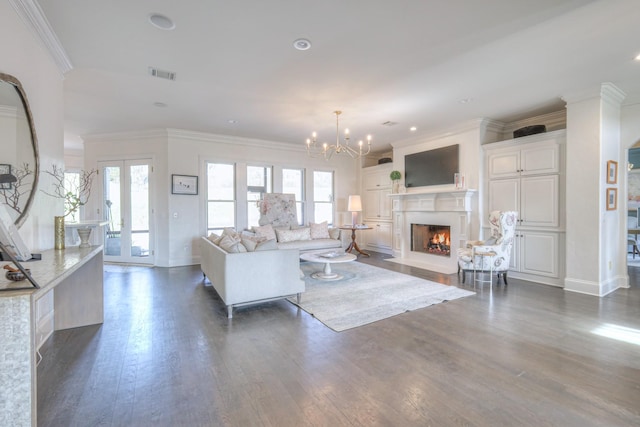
[390,170,401,193]
[43,165,97,249]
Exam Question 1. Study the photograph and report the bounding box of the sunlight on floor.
[592,323,640,346]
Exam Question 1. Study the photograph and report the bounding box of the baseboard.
[564,276,622,296]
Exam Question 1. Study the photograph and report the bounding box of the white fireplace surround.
[389,189,476,274]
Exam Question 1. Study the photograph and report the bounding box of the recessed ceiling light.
[459,98,473,104]
[410,126,417,132]
[293,38,312,51]
[153,102,167,108]
[148,13,175,30]
[634,53,640,61]
[228,119,238,124]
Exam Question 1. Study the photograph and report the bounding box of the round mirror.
[0,73,39,228]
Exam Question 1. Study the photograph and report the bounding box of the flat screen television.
[404,144,459,188]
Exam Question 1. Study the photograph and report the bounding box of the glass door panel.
[100,159,153,264]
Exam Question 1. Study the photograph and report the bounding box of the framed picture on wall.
[606,160,618,184]
[0,164,11,189]
[171,174,198,195]
[606,188,617,211]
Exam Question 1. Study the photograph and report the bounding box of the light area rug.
[290,261,475,332]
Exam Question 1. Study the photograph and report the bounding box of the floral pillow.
[310,221,330,239]
[207,232,222,245]
[252,224,276,241]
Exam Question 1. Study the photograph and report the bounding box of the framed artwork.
[171,174,198,195]
[606,160,618,184]
[606,188,617,211]
[0,164,11,189]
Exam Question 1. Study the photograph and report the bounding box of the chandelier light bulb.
[305,110,372,160]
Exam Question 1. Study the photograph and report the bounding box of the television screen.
[404,144,459,187]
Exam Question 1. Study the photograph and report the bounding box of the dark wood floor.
[38,253,640,426]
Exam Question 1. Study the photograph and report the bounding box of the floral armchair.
[457,210,518,285]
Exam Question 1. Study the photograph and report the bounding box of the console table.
[0,245,104,427]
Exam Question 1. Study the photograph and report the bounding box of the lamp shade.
[348,195,362,212]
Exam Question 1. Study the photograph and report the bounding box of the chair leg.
[502,271,508,286]
[462,269,466,284]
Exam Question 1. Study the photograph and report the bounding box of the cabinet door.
[364,169,391,189]
[488,150,520,179]
[488,178,519,214]
[364,189,380,220]
[519,231,559,277]
[379,188,392,220]
[376,222,393,249]
[520,144,560,176]
[520,175,558,227]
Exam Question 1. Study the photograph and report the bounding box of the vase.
[392,180,400,194]
[54,216,65,250]
[76,228,92,248]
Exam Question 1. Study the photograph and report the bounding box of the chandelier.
[306,111,371,160]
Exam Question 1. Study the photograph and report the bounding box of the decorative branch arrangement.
[42,165,98,220]
[0,163,34,215]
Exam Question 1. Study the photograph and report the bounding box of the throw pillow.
[254,239,277,251]
[310,221,330,239]
[328,227,340,240]
[240,235,266,252]
[219,234,247,253]
[207,232,222,245]
[222,227,239,239]
[252,224,276,241]
[275,227,311,243]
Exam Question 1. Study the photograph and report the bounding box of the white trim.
[8,0,73,74]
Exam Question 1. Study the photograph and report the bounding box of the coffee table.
[300,251,357,281]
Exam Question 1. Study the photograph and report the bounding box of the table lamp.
[348,195,362,227]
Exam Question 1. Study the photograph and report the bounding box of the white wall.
[1,1,65,251]
[83,129,359,266]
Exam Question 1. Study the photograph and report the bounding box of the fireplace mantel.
[389,189,476,213]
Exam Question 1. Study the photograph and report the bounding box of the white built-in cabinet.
[484,130,566,286]
[362,163,393,253]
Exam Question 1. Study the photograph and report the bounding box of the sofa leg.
[296,293,301,304]
[227,305,233,319]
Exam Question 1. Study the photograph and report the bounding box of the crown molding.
[81,128,306,153]
[9,0,73,74]
[391,118,499,149]
[166,128,306,152]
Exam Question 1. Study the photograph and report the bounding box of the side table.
[339,226,372,257]
[473,249,496,286]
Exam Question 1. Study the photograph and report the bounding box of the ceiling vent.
[148,67,176,81]
[381,121,398,127]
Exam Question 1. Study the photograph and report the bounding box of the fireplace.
[411,224,451,257]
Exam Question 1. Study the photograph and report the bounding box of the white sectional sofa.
[200,236,305,318]
[200,222,345,318]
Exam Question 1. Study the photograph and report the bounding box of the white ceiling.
[35,0,640,152]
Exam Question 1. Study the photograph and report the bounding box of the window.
[247,165,272,227]
[63,171,80,221]
[207,163,235,233]
[283,168,304,225]
[313,170,333,225]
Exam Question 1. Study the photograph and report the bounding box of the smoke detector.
[381,121,398,127]
[293,38,312,51]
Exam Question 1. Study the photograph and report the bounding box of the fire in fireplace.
[411,224,451,257]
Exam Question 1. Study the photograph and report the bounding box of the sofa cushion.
[276,227,311,243]
[240,235,263,251]
[253,224,276,241]
[277,238,341,251]
[219,234,247,253]
[310,221,330,239]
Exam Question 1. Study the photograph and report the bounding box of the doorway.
[99,159,154,264]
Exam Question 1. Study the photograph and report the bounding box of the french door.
[99,159,154,264]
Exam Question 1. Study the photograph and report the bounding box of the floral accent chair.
[457,210,518,285]
[258,193,298,227]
